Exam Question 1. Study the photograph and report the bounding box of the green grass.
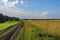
[0,21,19,31]
[15,21,58,40]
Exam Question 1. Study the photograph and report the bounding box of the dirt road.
[0,21,24,40]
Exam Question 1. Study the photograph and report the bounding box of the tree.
[0,13,5,23]
[0,13,20,23]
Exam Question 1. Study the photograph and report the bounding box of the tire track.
[10,22,23,40]
[0,21,24,40]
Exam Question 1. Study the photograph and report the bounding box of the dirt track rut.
[0,22,24,40]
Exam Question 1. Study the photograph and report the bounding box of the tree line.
[0,13,20,23]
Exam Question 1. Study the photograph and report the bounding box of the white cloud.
[0,6,48,19]
[40,12,48,17]
[23,11,48,19]
[20,0,24,5]
[2,0,8,3]
[2,0,8,6]
[2,0,18,7]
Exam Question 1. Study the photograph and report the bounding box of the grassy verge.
[15,21,58,40]
[0,21,19,31]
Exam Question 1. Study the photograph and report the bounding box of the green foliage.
[0,21,19,31]
[0,13,20,23]
[0,13,5,23]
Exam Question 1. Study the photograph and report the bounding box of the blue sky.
[0,0,60,19]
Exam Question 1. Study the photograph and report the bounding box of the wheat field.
[25,20,60,36]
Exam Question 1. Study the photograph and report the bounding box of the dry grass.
[25,20,60,36]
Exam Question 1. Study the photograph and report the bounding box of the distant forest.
[0,13,20,23]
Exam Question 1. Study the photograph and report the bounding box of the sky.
[0,0,60,19]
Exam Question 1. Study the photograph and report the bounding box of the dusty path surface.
[0,21,24,40]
